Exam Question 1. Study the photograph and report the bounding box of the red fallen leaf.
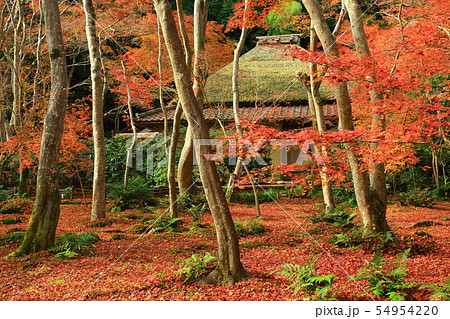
[1,197,448,300]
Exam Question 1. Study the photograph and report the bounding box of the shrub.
[87,219,113,228]
[360,231,397,253]
[424,277,450,301]
[0,198,33,215]
[108,233,127,240]
[178,193,210,221]
[174,252,217,283]
[187,222,213,236]
[333,186,358,208]
[0,188,9,201]
[394,188,436,207]
[55,251,79,260]
[274,261,336,300]
[2,217,22,225]
[351,249,417,300]
[236,189,277,205]
[50,232,100,259]
[234,217,266,237]
[309,206,356,229]
[107,177,158,212]
[149,217,184,233]
[330,230,363,248]
[128,224,149,234]
[0,231,25,246]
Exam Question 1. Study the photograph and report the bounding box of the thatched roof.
[204,43,335,104]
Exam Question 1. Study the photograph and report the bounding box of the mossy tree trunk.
[154,0,250,285]
[15,0,68,255]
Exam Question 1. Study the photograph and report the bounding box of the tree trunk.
[343,0,388,210]
[121,60,136,189]
[225,2,248,202]
[154,0,250,285]
[15,0,69,255]
[9,0,24,129]
[83,0,106,220]
[157,19,169,153]
[193,0,209,106]
[308,27,335,211]
[302,0,390,236]
[168,0,193,217]
[17,166,29,197]
[177,0,209,194]
[168,103,183,219]
[177,126,195,194]
[0,108,9,142]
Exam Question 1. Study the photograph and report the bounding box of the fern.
[50,232,100,258]
[351,248,416,300]
[275,261,336,300]
[175,252,217,283]
[422,277,450,301]
[150,218,182,232]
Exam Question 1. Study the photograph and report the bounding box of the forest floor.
[0,197,449,301]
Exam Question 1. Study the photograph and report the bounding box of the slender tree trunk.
[177,126,195,194]
[157,19,169,153]
[7,0,29,197]
[244,164,261,217]
[168,103,183,219]
[193,0,209,106]
[154,0,250,285]
[0,108,9,142]
[121,61,136,189]
[344,0,388,208]
[225,2,248,202]
[9,0,24,129]
[17,166,29,196]
[15,0,69,255]
[83,0,106,220]
[167,0,193,217]
[177,0,209,194]
[307,27,335,211]
[176,0,194,195]
[76,165,88,207]
[302,0,390,236]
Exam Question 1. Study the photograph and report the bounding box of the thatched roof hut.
[204,38,334,105]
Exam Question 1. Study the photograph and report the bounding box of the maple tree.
[0,0,447,301]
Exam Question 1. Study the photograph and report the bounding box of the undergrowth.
[274,260,336,300]
[234,217,266,237]
[351,249,417,301]
[175,252,217,283]
[309,205,356,229]
[107,177,158,212]
[50,232,100,259]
